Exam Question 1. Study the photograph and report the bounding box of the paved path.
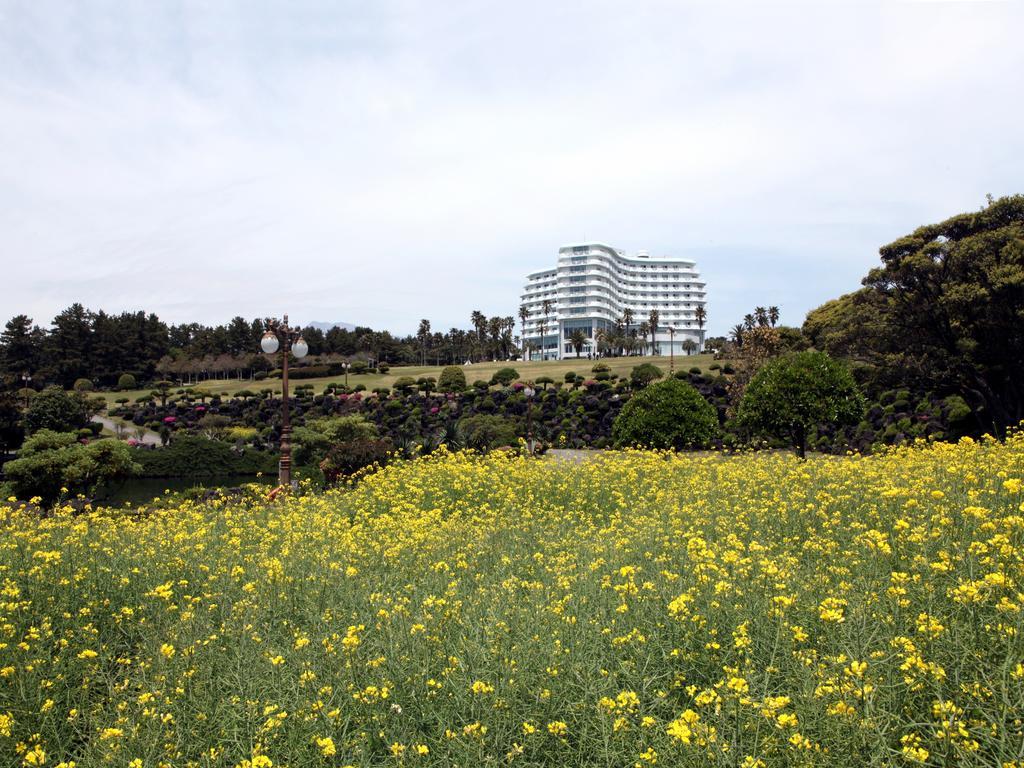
[91,415,162,446]
[545,449,605,464]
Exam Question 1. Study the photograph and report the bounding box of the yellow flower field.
[2,435,1023,767]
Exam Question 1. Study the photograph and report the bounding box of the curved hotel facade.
[521,243,706,360]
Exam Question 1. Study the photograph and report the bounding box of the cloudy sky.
[1,1,1021,337]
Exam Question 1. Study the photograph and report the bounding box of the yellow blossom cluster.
[0,434,1022,766]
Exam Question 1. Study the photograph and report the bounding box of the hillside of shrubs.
[108,359,978,461]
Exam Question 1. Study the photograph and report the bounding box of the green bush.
[377,363,390,374]
[292,415,378,466]
[612,378,718,450]
[393,376,417,393]
[134,435,278,477]
[489,368,519,387]
[117,373,137,391]
[319,438,393,484]
[25,386,90,435]
[458,414,520,451]
[630,363,664,389]
[438,366,467,393]
[2,430,139,505]
[73,378,94,392]
[535,376,555,390]
[287,365,331,380]
[736,351,865,458]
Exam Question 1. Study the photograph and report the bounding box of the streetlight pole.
[523,383,535,456]
[21,373,32,410]
[261,315,308,488]
[668,327,676,375]
[343,361,350,390]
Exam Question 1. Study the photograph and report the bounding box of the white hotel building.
[521,243,707,360]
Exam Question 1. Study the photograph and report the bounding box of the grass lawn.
[91,353,723,404]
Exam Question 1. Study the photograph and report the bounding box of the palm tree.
[694,306,706,333]
[501,316,515,360]
[768,306,779,327]
[518,305,530,361]
[470,310,486,360]
[730,324,745,347]
[487,316,502,360]
[416,318,431,365]
[693,306,707,354]
[637,321,650,356]
[569,328,586,358]
[647,309,660,355]
[541,299,554,361]
[620,309,634,356]
[754,306,769,328]
[743,314,755,331]
[682,339,698,356]
[594,328,607,357]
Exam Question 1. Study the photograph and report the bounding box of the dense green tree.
[0,391,24,455]
[806,195,1024,435]
[24,386,90,434]
[864,196,1024,434]
[737,351,864,458]
[0,315,44,377]
[46,303,92,386]
[1,430,139,505]
[613,378,718,450]
[227,316,252,355]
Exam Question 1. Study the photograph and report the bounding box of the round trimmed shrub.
[117,373,137,391]
[630,363,664,389]
[612,378,718,450]
[438,365,467,393]
[489,367,519,387]
[393,376,417,393]
[73,378,94,392]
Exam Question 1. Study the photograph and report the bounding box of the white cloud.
[0,0,1021,335]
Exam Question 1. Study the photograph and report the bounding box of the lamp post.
[667,327,677,375]
[21,373,32,410]
[522,384,536,456]
[342,361,350,390]
[260,315,308,488]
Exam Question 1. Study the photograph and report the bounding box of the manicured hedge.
[134,435,278,477]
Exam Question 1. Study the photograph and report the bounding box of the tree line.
[0,307,529,390]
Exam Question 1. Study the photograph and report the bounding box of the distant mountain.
[306,320,357,332]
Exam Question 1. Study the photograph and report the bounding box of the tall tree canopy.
[805,195,1024,435]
